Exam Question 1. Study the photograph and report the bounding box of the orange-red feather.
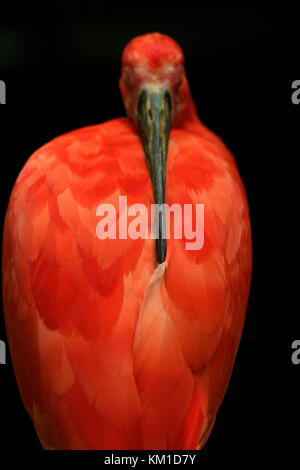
[2,113,251,449]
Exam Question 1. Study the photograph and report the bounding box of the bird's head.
[119,33,192,263]
[119,32,189,127]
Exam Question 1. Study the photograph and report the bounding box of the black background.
[0,6,299,460]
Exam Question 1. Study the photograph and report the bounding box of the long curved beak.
[136,85,172,264]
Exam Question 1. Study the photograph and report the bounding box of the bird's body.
[2,33,252,450]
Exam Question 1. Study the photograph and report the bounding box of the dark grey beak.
[136,86,172,264]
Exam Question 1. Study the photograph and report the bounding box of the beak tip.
[156,239,166,264]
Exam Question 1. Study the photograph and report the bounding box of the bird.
[1,32,252,450]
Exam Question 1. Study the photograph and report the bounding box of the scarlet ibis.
[2,32,252,450]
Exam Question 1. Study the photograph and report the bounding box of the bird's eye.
[123,70,134,88]
[175,76,183,89]
[123,75,130,88]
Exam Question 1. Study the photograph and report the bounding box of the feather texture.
[2,115,251,449]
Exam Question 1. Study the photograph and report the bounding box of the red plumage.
[2,33,252,450]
